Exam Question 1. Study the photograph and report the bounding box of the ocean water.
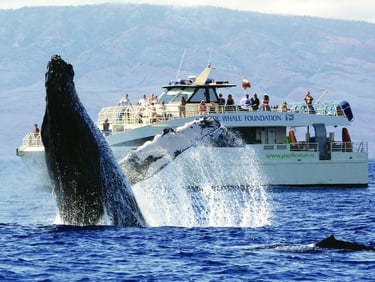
[0,157,374,281]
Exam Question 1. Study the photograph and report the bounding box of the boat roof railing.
[287,100,353,121]
[164,80,236,89]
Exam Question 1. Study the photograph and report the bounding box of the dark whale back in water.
[316,235,374,251]
[41,55,145,227]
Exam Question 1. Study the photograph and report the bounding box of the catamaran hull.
[18,145,368,187]
[146,146,368,187]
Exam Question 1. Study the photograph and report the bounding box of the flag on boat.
[242,78,251,90]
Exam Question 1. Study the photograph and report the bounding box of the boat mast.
[175,49,186,80]
[316,89,328,104]
[207,47,213,66]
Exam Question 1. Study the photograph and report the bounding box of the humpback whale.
[315,235,374,251]
[120,117,242,184]
[41,55,146,227]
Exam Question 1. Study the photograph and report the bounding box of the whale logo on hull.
[120,117,242,184]
[41,55,146,227]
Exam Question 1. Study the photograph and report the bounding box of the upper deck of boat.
[96,98,353,135]
[96,65,353,132]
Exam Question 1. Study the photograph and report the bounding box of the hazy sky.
[0,0,374,23]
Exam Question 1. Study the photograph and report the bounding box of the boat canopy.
[159,80,235,105]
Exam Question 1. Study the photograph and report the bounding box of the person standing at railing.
[250,93,260,111]
[281,101,288,112]
[117,93,131,122]
[149,103,158,122]
[218,93,225,113]
[148,93,158,105]
[118,93,130,107]
[33,124,40,138]
[209,101,216,113]
[159,101,167,120]
[240,94,251,110]
[32,124,40,145]
[138,94,149,110]
[199,100,207,115]
[179,96,186,118]
[102,119,111,136]
[262,94,270,111]
[304,91,315,113]
[124,102,133,123]
[226,94,235,111]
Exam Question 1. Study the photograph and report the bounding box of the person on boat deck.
[148,93,157,105]
[149,103,158,122]
[217,93,225,113]
[158,101,167,120]
[226,94,235,111]
[281,101,288,112]
[250,93,260,111]
[209,101,216,113]
[33,124,40,138]
[179,96,186,118]
[304,91,315,113]
[199,100,207,115]
[262,94,270,111]
[124,102,133,123]
[240,94,251,110]
[218,93,225,105]
[138,94,148,110]
[135,101,144,123]
[118,93,130,107]
[102,119,110,135]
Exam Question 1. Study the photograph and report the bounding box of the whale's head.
[120,117,242,184]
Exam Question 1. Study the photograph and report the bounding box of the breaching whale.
[315,235,374,251]
[120,117,242,184]
[41,55,146,227]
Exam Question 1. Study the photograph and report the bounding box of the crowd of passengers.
[112,91,315,125]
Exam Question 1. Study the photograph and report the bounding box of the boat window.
[189,88,217,103]
[208,88,217,102]
[158,87,195,104]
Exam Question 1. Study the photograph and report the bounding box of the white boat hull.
[155,146,368,187]
[16,147,51,188]
[18,144,368,187]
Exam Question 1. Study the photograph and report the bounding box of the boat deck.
[96,100,348,134]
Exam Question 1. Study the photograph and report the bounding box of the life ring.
[288,129,297,144]
[342,127,352,152]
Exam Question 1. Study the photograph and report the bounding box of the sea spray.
[132,144,271,227]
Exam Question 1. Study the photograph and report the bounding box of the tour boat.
[16,65,368,187]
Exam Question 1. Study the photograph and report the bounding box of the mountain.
[0,4,374,157]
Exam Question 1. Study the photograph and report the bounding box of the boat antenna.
[207,47,213,66]
[175,49,186,80]
[316,89,328,104]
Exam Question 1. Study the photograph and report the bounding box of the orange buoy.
[342,127,352,152]
[288,129,297,144]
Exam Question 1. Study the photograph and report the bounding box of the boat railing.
[287,102,345,116]
[20,132,43,147]
[289,142,319,152]
[262,142,318,152]
[331,141,368,153]
[97,101,347,134]
[263,141,368,154]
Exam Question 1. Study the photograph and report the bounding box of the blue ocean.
[0,157,374,281]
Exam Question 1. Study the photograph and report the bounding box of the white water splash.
[132,144,271,227]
